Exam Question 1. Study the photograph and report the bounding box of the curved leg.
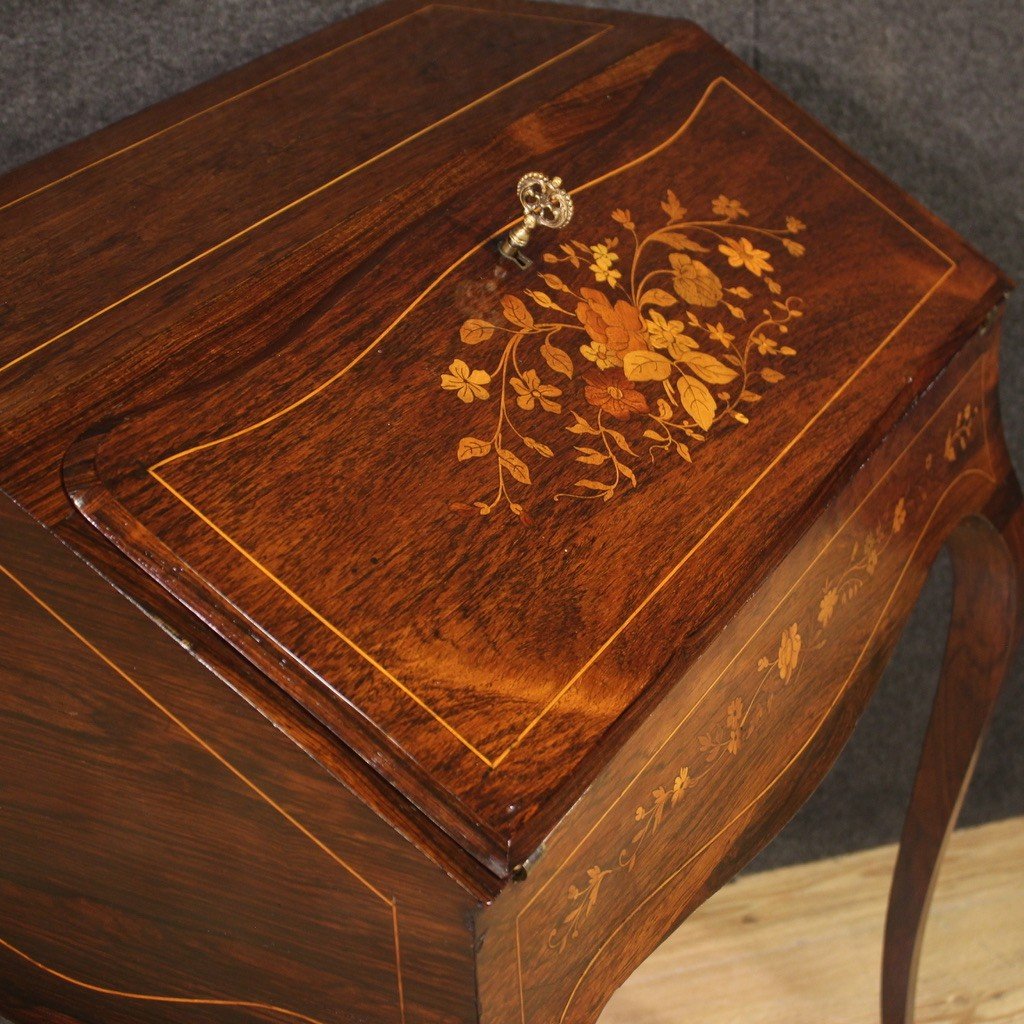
[882,496,1024,1024]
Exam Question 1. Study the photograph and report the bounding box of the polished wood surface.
[0,0,664,524]
[475,329,1022,1024]
[0,1,1018,1022]
[0,490,477,1024]
[42,0,1007,870]
[882,505,1024,1023]
[603,818,1024,1024]
[0,5,601,376]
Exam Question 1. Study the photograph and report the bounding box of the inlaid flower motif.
[583,368,649,420]
[549,864,612,952]
[671,766,692,802]
[944,403,977,463]
[786,215,807,233]
[778,623,802,680]
[511,369,562,413]
[589,243,619,267]
[611,208,634,229]
[864,534,879,575]
[707,322,735,347]
[718,236,773,276]
[712,194,749,220]
[818,588,838,626]
[580,339,618,369]
[576,288,648,361]
[441,359,490,403]
[549,476,925,952]
[444,190,809,518]
[590,263,622,286]
[892,497,907,534]
[644,310,693,353]
[726,697,744,754]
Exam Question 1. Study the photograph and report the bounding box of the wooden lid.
[59,0,1007,874]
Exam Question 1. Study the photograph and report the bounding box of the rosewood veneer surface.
[0,2,1017,1023]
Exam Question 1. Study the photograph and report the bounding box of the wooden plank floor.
[604,818,1023,1024]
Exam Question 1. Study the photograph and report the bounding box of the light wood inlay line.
[512,359,990,1023]
[150,77,958,768]
[559,465,995,1023]
[0,12,611,378]
[0,6,429,217]
[0,3,607,217]
[0,936,337,1024]
[0,562,407,1024]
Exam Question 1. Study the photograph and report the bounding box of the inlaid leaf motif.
[605,427,637,457]
[567,411,599,435]
[547,485,923,950]
[444,189,809,518]
[526,289,557,309]
[574,447,606,466]
[623,350,673,382]
[660,188,686,220]
[541,340,575,378]
[652,230,709,253]
[676,350,738,384]
[457,437,491,461]
[524,437,554,458]
[678,374,716,431]
[669,254,723,307]
[460,319,494,345]
[497,447,531,485]
[501,294,534,329]
[575,480,614,497]
[637,287,678,308]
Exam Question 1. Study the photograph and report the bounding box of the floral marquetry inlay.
[545,482,920,953]
[538,381,988,957]
[442,192,809,521]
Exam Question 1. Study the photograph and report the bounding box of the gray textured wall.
[1,0,1021,871]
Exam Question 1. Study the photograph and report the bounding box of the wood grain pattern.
[475,331,1020,1024]
[0,490,478,1024]
[0,5,605,375]
[0,2,1018,1022]
[61,43,1004,870]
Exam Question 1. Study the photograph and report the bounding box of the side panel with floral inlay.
[477,346,998,1024]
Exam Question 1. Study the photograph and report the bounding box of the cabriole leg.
[882,490,1024,1024]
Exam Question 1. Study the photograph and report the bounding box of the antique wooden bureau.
[0,2,1018,1022]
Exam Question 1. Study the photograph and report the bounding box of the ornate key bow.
[499,172,574,267]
